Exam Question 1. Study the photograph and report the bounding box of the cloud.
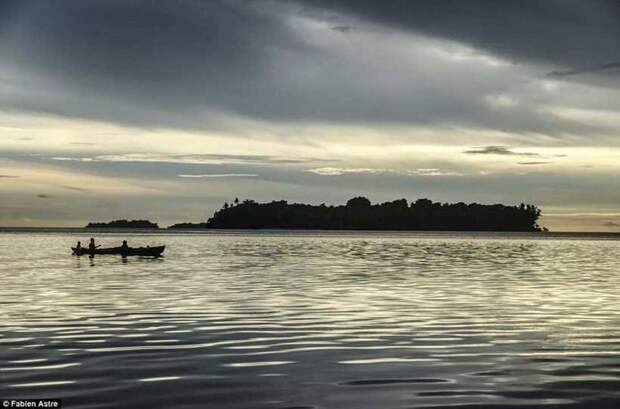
[0,161,175,198]
[59,185,90,193]
[36,194,50,199]
[409,168,463,177]
[300,0,620,83]
[50,153,313,165]
[51,157,95,162]
[308,167,462,177]
[464,146,539,156]
[0,174,19,178]
[331,25,353,33]
[517,161,551,166]
[0,0,617,138]
[547,61,620,78]
[0,0,306,128]
[178,174,258,178]
[603,221,620,228]
[307,167,388,176]
[485,94,519,110]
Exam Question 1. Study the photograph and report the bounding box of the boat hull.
[72,246,165,257]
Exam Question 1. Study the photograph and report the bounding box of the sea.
[1,229,620,409]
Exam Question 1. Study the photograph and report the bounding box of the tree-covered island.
[168,197,543,231]
[86,219,159,229]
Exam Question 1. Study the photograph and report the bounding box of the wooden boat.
[72,245,165,257]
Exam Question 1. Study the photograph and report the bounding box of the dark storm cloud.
[464,146,539,156]
[0,0,618,135]
[0,0,307,126]
[299,0,620,80]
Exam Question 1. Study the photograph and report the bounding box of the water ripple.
[1,232,620,408]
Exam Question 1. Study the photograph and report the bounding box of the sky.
[0,0,619,230]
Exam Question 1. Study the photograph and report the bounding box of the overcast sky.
[1,0,619,230]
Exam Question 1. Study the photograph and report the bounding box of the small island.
[169,197,542,231]
[86,219,160,229]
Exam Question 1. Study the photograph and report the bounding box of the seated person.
[121,240,129,256]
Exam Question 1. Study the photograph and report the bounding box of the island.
[86,219,160,229]
[168,197,542,231]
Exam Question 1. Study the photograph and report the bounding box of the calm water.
[1,231,620,408]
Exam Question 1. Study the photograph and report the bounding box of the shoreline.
[1,227,619,239]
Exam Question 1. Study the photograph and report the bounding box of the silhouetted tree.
[346,196,371,208]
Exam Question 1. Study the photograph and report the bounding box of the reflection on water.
[1,232,620,408]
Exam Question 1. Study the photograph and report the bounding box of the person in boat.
[75,241,82,251]
[120,240,129,257]
[88,238,98,255]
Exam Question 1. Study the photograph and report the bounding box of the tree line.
[169,197,543,231]
[86,219,160,229]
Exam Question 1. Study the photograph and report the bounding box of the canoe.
[72,245,165,257]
